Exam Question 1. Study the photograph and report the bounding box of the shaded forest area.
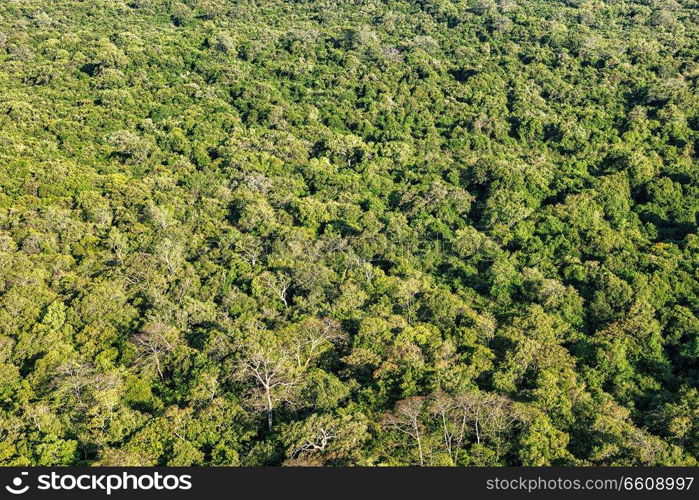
[0,0,698,465]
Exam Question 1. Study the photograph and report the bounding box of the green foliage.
[0,0,697,466]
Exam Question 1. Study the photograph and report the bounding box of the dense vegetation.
[0,0,698,466]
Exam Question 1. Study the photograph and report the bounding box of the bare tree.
[260,271,291,307]
[51,361,94,411]
[289,317,346,369]
[281,413,369,465]
[232,233,264,266]
[465,392,518,460]
[628,429,665,466]
[384,396,428,466]
[428,390,519,463]
[454,391,487,445]
[131,322,177,379]
[233,329,298,430]
[429,391,466,462]
[292,424,337,457]
[157,237,184,274]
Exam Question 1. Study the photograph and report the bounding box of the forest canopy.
[0,0,698,466]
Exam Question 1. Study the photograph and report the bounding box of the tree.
[286,317,346,369]
[131,322,180,380]
[384,396,428,466]
[257,271,291,308]
[2,0,699,467]
[280,413,368,465]
[232,327,299,431]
